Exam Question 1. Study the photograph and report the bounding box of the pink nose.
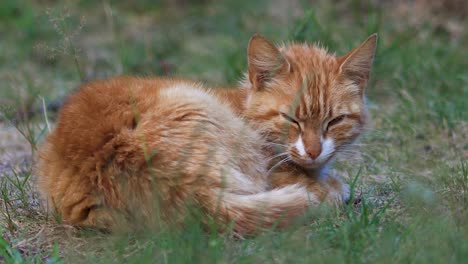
[306,148,321,160]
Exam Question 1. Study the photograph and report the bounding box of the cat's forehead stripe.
[295,72,331,120]
[304,77,312,117]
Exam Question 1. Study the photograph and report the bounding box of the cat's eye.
[327,115,346,130]
[280,112,299,126]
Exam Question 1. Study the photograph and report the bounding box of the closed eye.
[280,112,299,126]
[327,115,346,130]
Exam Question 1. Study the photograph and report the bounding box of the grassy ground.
[0,0,467,263]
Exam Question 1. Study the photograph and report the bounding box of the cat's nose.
[306,147,321,160]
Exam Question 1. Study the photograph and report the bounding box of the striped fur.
[239,34,377,202]
[36,34,377,234]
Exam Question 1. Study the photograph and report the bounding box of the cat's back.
[38,76,267,201]
[59,76,181,125]
[47,77,199,163]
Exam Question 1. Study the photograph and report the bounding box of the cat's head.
[242,34,377,170]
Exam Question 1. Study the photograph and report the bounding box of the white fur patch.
[349,102,361,113]
[295,136,306,156]
[161,83,207,99]
[225,168,261,194]
[316,137,334,162]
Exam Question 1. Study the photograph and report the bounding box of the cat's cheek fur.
[294,136,307,156]
[315,137,334,163]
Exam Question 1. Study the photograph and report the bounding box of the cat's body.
[37,77,317,234]
[36,34,377,234]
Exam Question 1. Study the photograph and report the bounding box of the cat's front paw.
[321,176,350,206]
[341,183,350,204]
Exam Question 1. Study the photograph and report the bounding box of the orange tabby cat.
[217,34,377,203]
[36,34,376,234]
[36,78,317,234]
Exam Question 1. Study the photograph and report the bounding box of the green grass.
[0,0,467,263]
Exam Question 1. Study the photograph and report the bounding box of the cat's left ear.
[248,34,290,91]
[338,34,378,91]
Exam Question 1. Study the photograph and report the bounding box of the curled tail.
[199,185,319,235]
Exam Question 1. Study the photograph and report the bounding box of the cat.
[36,78,318,235]
[36,34,377,234]
[215,34,377,204]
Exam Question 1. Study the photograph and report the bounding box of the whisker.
[265,142,289,148]
[267,156,292,175]
[266,152,289,162]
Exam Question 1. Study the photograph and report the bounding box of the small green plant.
[0,228,25,264]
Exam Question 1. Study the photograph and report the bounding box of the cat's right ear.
[248,34,290,90]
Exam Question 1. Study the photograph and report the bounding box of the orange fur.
[36,77,317,234]
[36,34,377,234]
[216,34,377,203]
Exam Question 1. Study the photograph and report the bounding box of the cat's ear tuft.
[338,34,377,91]
[248,34,290,90]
